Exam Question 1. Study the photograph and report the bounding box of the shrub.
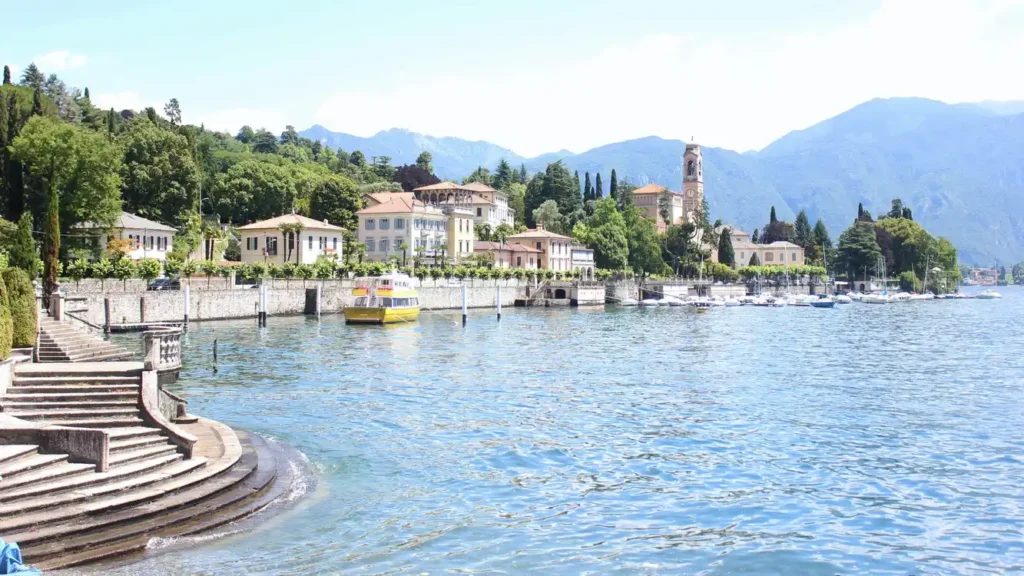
[91,258,114,279]
[65,258,90,282]
[0,273,12,360]
[112,258,137,282]
[180,259,199,278]
[1,268,33,349]
[295,264,314,279]
[137,258,162,281]
[164,256,183,277]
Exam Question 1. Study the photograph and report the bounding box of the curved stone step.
[11,385,140,395]
[0,453,70,480]
[0,455,199,515]
[0,391,138,402]
[108,444,179,467]
[106,426,165,440]
[0,445,37,465]
[22,434,277,570]
[0,453,187,503]
[0,461,96,494]
[1,400,138,410]
[4,407,140,420]
[50,417,146,428]
[110,435,171,453]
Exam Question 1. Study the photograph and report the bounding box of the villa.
[473,241,541,269]
[632,184,686,232]
[356,195,475,263]
[724,227,805,269]
[237,214,346,265]
[506,225,573,272]
[75,211,177,261]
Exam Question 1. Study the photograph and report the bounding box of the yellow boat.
[344,273,421,324]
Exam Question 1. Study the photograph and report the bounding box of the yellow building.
[631,183,686,232]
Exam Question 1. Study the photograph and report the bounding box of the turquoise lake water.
[77,287,1024,575]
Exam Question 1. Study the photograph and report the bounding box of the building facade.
[76,211,177,261]
[507,226,573,271]
[237,214,346,265]
[631,184,686,232]
[356,197,448,263]
[460,182,515,229]
[570,244,596,279]
[725,228,805,269]
[473,241,540,269]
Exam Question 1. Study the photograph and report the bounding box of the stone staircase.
[0,364,299,571]
[37,316,133,363]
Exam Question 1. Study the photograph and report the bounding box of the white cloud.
[312,0,1024,156]
[34,50,88,72]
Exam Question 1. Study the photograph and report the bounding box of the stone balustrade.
[143,326,182,374]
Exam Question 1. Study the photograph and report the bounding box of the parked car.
[148,278,181,291]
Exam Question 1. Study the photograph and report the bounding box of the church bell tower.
[682,142,703,224]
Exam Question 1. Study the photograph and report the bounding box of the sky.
[4,0,1024,156]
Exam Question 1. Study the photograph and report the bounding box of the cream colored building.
[237,213,345,265]
[460,182,515,229]
[77,211,178,261]
[356,194,475,263]
[473,241,540,269]
[722,227,806,269]
[631,184,686,232]
[507,226,573,271]
[570,244,596,279]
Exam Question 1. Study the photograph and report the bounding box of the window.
[355,296,367,307]
[319,236,324,250]
[308,235,313,250]
[765,252,774,262]
[778,252,783,262]
[396,236,403,249]
[536,242,542,250]
[380,238,389,253]
[287,233,295,251]
[266,237,278,256]
[740,252,745,260]
[380,218,390,230]
[477,207,482,217]
[791,252,797,262]
[366,219,376,230]
[396,218,405,230]
[149,236,154,249]
[382,297,392,307]
[517,256,522,267]
[333,237,338,251]
[366,238,375,252]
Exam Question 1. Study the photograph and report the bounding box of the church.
[631,142,705,233]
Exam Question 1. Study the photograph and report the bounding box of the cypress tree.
[608,169,617,200]
[2,268,35,348]
[584,172,592,201]
[84,87,90,99]
[107,108,115,135]
[574,171,582,200]
[718,227,735,267]
[769,206,778,224]
[8,212,38,277]
[32,88,43,116]
[595,173,603,198]
[751,228,759,243]
[749,252,760,266]
[858,202,864,219]
[518,164,527,184]
[43,184,60,307]
[2,65,10,86]
[794,210,812,249]
[0,273,11,361]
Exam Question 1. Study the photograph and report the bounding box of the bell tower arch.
[682,142,704,224]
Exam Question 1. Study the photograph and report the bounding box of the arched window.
[698,160,702,178]
[687,160,695,177]
[430,193,438,204]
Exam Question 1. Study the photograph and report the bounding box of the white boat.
[690,298,714,308]
[861,293,890,304]
[909,293,934,301]
[834,294,853,304]
[847,292,863,302]
[663,296,685,307]
[890,292,912,302]
[641,298,662,306]
[976,289,1003,300]
[710,297,726,307]
[752,297,771,307]
[770,297,787,307]
[724,298,742,307]
[790,296,814,307]
[619,298,639,306]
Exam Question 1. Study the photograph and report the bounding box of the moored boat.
[344,273,421,324]
[976,289,1003,299]
[834,294,853,304]
[619,298,639,306]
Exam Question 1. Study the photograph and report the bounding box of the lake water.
[78,287,1024,575]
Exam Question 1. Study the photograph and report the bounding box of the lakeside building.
[356,195,475,263]
[237,213,346,265]
[459,181,515,229]
[75,211,177,261]
[632,184,686,233]
[473,241,541,269]
[507,225,573,271]
[724,227,805,269]
[570,244,596,279]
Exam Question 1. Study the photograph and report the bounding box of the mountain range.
[301,98,1024,265]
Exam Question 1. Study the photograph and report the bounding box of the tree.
[350,150,366,167]
[623,205,663,276]
[761,220,795,244]
[106,108,116,135]
[144,107,158,123]
[309,175,361,231]
[236,125,255,144]
[163,98,182,126]
[769,206,778,224]
[210,160,296,223]
[493,159,513,190]
[31,88,43,116]
[517,164,527,184]
[663,222,697,275]
[43,181,59,304]
[748,252,760,266]
[532,200,562,232]
[583,172,592,201]
[857,202,864,219]
[9,116,122,241]
[718,227,735,267]
[464,165,492,186]
[393,164,439,191]
[415,151,433,173]
[837,221,882,281]
[812,219,832,249]
[888,198,904,220]
[119,117,201,226]
[608,169,616,200]
[794,210,812,249]
[2,65,10,86]
[751,228,759,243]
[579,197,628,270]
[573,171,581,201]
[493,222,514,244]
[251,129,278,153]
[0,273,10,360]
[595,172,603,199]
[8,212,39,277]
[19,63,44,90]
[658,187,673,226]
[224,238,241,261]
[280,125,299,146]
[506,182,526,227]
[2,268,35,348]
[372,155,394,180]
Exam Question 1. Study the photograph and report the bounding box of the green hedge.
[0,272,12,361]
[1,268,35,348]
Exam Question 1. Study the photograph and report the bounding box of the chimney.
[323,218,329,225]
[536,222,544,231]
